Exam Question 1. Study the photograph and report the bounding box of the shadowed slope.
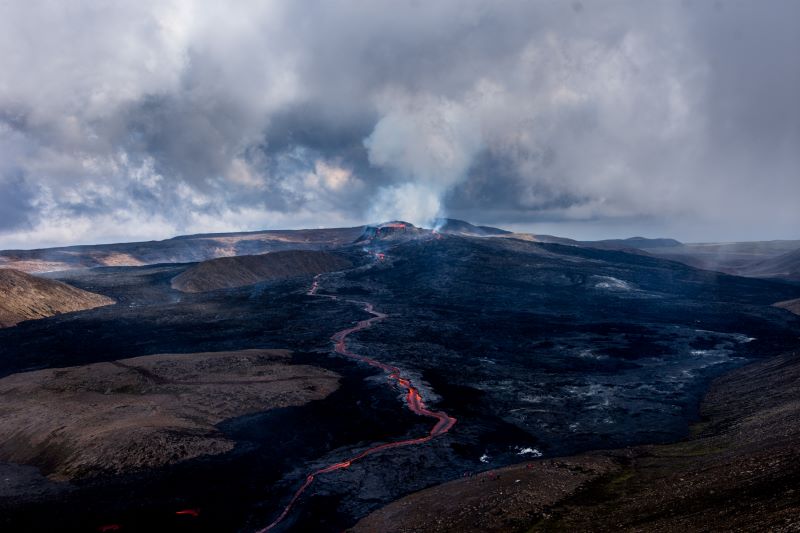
[171,250,352,293]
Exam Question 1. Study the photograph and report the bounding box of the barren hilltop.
[0,269,114,328]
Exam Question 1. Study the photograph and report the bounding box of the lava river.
[259,274,456,531]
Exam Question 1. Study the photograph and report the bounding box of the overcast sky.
[0,0,798,249]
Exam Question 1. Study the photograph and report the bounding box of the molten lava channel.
[259,272,456,531]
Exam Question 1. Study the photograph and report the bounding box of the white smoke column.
[364,94,482,226]
[368,182,442,226]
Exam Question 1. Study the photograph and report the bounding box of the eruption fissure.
[259,269,456,531]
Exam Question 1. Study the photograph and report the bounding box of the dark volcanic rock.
[331,236,800,461]
[352,349,800,532]
[1,232,799,532]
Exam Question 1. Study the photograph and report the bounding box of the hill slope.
[743,247,800,280]
[0,269,114,328]
[0,226,364,273]
[171,250,352,293]
[435,218,510,236]
[640,240,800,278]
[0,349,338,480]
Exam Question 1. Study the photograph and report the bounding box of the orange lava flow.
[175,508,200,517]
[258,274,456,531]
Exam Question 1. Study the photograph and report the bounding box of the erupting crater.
[354,221,428,244]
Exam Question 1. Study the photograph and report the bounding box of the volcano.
[0,221,799,532]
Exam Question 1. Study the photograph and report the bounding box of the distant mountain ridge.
[0,226,364,273]
[583,236,683,249]
[2,219,798,281]
[745,248,800,280]
[434,218,510,236]
[640,240,800,280]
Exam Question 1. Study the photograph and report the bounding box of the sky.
[0,0,798,249]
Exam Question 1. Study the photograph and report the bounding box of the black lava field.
[2,232,799,532]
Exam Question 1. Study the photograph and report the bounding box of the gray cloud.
[0,175,35,231]
[0,0,797,248]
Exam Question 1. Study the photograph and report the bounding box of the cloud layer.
[1,0,798,247]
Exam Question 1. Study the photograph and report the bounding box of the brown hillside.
[171,250,352,293]
[0,349,339,480]
[0,269,114,328]
[775,298,800,315]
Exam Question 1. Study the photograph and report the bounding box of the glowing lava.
[175,508,200,518]
[259,272,456,531]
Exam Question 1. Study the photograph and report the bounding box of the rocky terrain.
[0,268,114,327]
[0,349,339,481]
[353,346,800,532]
[352,454,618,532]
[171,250,352,293]
[0,221,798,532]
